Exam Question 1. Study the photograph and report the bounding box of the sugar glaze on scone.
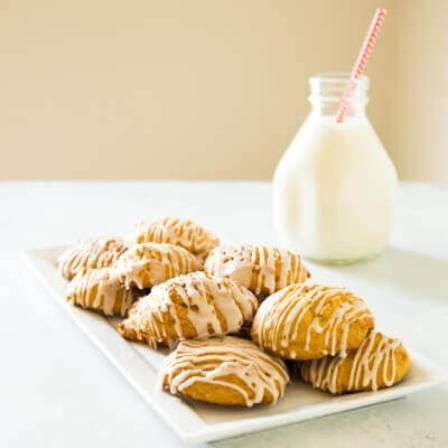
[135,217,219,261]
[58,236,127,280]
[300,331,411,393]
[160,336,289,407]
[204,244,310,296]
[119,272,258,348]
[251,283,374,360]
[112,243,201,289]
[66,268,138,317]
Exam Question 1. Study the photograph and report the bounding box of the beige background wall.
[0,1,446,181]
[394,0,448,181]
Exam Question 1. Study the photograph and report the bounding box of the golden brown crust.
[119,272,258,348]
[204,245,310,296]
[66,268,139,317]
[58,236,127,280]
[112,243,201,289]
[251,283,375,360]
[160,337,289,407]
[135,217,219,261]
[176,375,255,406]
[299,331,411,394]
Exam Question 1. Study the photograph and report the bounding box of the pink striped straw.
[335,8,387,123]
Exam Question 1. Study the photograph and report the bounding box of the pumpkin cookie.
[204,245,310,296]
[299,331,411,393]
[112,243,201,289]
[160,336,289,407]
[119,272,258,348]
[135,217,219,261]
[58,236,127,280]
[66,268,139,317]
[251,283,374,360]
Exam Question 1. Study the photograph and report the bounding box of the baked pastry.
[251,283,374,360]
[58,236,127,280]
[66,268,139,316]
[135,217,219,261]
[112,243,201,289]
[204,244,310,296]
[160,336,289,407]
[299,331,411,394]
[119,272,258,348]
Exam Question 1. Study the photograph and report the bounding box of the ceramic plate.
[23,247,446,443]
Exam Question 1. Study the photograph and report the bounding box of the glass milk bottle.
[273,73,398,263]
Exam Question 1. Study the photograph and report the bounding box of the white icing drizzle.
[58,236,127,280]
[252,283,373,359]
[119,272,258,347]
[66,268,137,316]
[135,217,219,260]
[204,245,310,295]
[300,331,407,393]
[160,336,289,407]
[112,242,201,289]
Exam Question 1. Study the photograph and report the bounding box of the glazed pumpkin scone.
[204,244,310,296]
[135,217,219,261]
[58,236,128,280]
[66,268,139,317]
[299,331,411,394]
[251,283,374,360]
[160,336,289,407]
[112,243,201,289]
[119,272,258,348]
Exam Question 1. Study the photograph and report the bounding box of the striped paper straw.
[335,8,387,123]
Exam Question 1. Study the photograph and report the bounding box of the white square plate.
[23,247,446,444]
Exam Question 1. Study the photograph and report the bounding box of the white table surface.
[1,181,447,448]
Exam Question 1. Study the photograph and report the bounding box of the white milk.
[273,74,398,263]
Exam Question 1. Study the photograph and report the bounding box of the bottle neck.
[309,100,367,118]
[308,73,369,119]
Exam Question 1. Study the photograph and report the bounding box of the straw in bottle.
[335,8,387,123]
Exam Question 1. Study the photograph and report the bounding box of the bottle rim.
[309,72,369,85]
[309,72,369,104]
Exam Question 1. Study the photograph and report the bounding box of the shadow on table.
[326,247,448,301]
[211,386,448,448]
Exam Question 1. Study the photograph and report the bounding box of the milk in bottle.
[273,73,398,263]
